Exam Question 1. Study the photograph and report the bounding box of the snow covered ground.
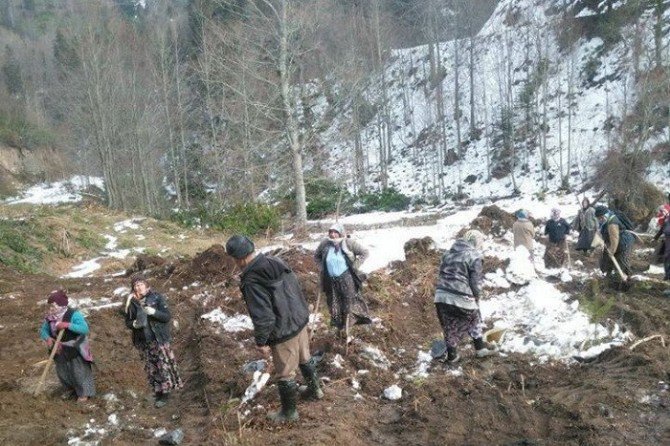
[303,192,646,364]
[4,172,652,364]
[4,176,104,205]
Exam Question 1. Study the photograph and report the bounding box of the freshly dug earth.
[0,240,668,445]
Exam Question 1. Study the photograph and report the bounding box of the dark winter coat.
[545,218,571,244]
[314,237,368,294]
[240,253,309,347]
[435,239,483,301]
[125,290,172,347]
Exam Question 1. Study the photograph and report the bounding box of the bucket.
[484,327,507,344]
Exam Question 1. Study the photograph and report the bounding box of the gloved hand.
[143,306,156,316]
[45,338,54,348]
[55,321,70,331]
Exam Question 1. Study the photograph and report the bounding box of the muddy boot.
[298,363,324,400]
[438,346,460,364]
[154,392,169,408]
[267,380,299,423]
[473,338,498,358]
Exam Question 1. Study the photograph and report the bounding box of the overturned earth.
[0,238,669,445]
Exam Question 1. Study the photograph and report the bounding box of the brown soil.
[0,238,669,446]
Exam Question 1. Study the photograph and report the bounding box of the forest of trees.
[0,0,667,230]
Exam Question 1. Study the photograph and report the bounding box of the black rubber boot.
[154,392,169,408]
[298,363,324,400]
[268,380,299,423]
[473,337,498,358]
[446,346,460,363]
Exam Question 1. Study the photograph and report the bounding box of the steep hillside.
[323,0,670,201]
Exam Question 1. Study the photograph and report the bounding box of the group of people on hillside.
[510,198,640,281]
[39,276,183,408]
[39,192,670,424]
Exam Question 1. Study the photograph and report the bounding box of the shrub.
[353,187,411,213]
[171,202,280,236]
[304,178,350,219]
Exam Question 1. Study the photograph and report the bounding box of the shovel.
[34,329,64,396]
[605,247,629,282]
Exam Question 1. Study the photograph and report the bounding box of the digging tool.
[309,290,322,341]
[34,329,65,396]
[592,235,628,281]
[605,247,628,282]
[344,314,351,356]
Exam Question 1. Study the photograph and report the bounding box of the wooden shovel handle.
[605,247,628,282]
[34,329,65,396]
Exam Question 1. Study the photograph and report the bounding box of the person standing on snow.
[226,235,323,424]
[544,208,571,268]
[314,223,372,335]
[512,210,535,261]
[653,193,670,280]
[573,198,598,254]
[39,290,95,402]
[595,205,634,282]
[433,230,497,363]
[125,275,183,408]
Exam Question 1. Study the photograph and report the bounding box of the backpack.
[611,209,635,231]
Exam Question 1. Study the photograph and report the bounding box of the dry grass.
[0,202,228,276]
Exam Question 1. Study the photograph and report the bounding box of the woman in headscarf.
[512,209,535,261]
[314,223,371,336]
[39,290,95,402]
[433,230,497,363]
[573,198,598,254]
[544,208,571,268]
[125,275,183,408]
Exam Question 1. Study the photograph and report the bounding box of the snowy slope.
[324,0,670,200]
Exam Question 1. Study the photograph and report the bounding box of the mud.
[0,238,669,445]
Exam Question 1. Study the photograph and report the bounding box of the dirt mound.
[403,236,436,259]
[2,234,670,445]
[125,254,167,275]
[480,205,516,230]
[187,244,237,282]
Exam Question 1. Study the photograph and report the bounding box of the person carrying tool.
[433,230,497,364]
[595,205,634,283]
[653,193,670,280]
[226,235,323,424]
[125,275,183,408]
[314,223,372,336]
[39,290,95,402]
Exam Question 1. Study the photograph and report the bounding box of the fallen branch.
[629,335,666,351]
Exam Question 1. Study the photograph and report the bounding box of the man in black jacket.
[226,235,323,423]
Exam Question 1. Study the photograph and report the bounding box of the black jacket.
[240,253,309,347]
[545,218,571,244]
[125,290,172,346]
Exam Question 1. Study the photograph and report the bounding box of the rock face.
[0,144,65,196]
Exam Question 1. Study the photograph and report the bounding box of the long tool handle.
[606,247,628,282]
[309,290,322,341]
[34,329,65,396]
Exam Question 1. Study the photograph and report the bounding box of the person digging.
[433,230,497,363]
[226,235,323,423]
[595,205,634,288]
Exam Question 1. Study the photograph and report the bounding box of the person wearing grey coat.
[434,230,497,363]
[314,223,372,332]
